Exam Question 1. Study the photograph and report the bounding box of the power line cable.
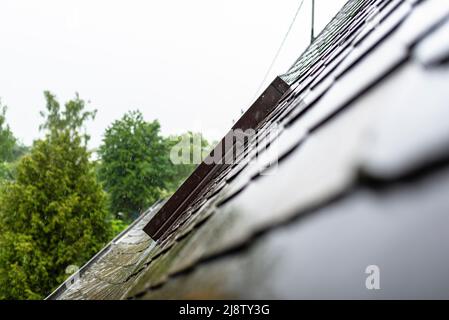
[251,0,306,100]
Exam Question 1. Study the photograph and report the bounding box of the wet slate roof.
[49,0,449,299]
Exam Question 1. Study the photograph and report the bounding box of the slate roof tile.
[141,166,449,299]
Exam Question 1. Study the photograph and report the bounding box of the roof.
[49,0,449,299]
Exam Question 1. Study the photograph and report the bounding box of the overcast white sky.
[0,0,346,148]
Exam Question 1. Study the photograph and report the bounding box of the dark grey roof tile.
[140,165,449,299]
[334,4,412,79]
[310,46,352,89]
[126,231,197,296]
[303,44,408,133]
[359,63,449,180]
[413,18,449,66]
[397,0,449,48]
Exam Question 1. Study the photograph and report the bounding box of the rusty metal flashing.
[143,77,290,240]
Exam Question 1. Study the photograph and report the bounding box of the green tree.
[0,102,27,182]
[0,162,14,182]
[0,101,31,182]
[0,102,17,162]
[98,110,172,221]
[0,92,111,299]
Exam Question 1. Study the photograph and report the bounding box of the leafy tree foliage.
[98,111,212,221]
[110,218,129,236]
[0,102,17,162]
[98,110,172,220]
[0,146,30,182]
[0,92,111,299]
[0,102,28,182]
[0,162,14,182]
